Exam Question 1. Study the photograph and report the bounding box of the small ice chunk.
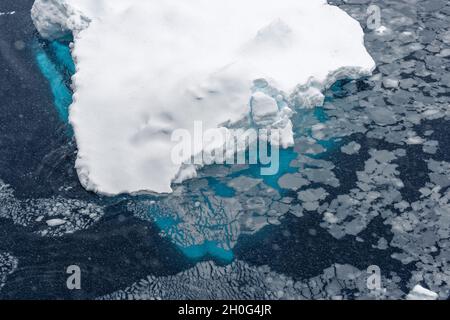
[324,212,339,224]
[437,48,450,57]
[368,107,397,126]
[295,86,325,109]
[406,136,424,145]
[406,285,438,300]
[0,11,16,16]
[297,188,328,202]
[278,173,310,190]
[228,176,262,192]
[31,0,375,195]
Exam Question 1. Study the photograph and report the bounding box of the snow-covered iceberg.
[32,0,375,195]
[406,285,439,300]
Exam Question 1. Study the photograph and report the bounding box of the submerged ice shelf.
[32,0,375,195]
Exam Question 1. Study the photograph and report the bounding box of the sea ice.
[341,141,361,155]
[100,260,403,300]
[46,218,67,227]
[0,252,18,291]
[32,0,375,195]
[0,179,104,237]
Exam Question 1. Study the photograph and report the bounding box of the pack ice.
[32,0,375,195]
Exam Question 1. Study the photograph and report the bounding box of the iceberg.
[32,0,375,195]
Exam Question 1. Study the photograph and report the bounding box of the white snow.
[32,0,375,195]
[406,285,439,300]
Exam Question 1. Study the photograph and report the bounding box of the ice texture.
[0,11,16,16]
[32,0,375,195]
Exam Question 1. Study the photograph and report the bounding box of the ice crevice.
[31,0,375,195]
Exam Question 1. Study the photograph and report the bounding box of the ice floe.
[128,179,283,255]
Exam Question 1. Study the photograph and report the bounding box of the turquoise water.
[33,39,74,126]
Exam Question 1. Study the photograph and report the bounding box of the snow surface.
[32,0,375,195]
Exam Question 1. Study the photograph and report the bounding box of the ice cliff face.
[31,0,375,195]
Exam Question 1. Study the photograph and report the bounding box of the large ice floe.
[32,0,375,195]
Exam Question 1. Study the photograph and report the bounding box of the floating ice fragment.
[406,136,424,145]
[375,26,389,35]
[382,78,399,89]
